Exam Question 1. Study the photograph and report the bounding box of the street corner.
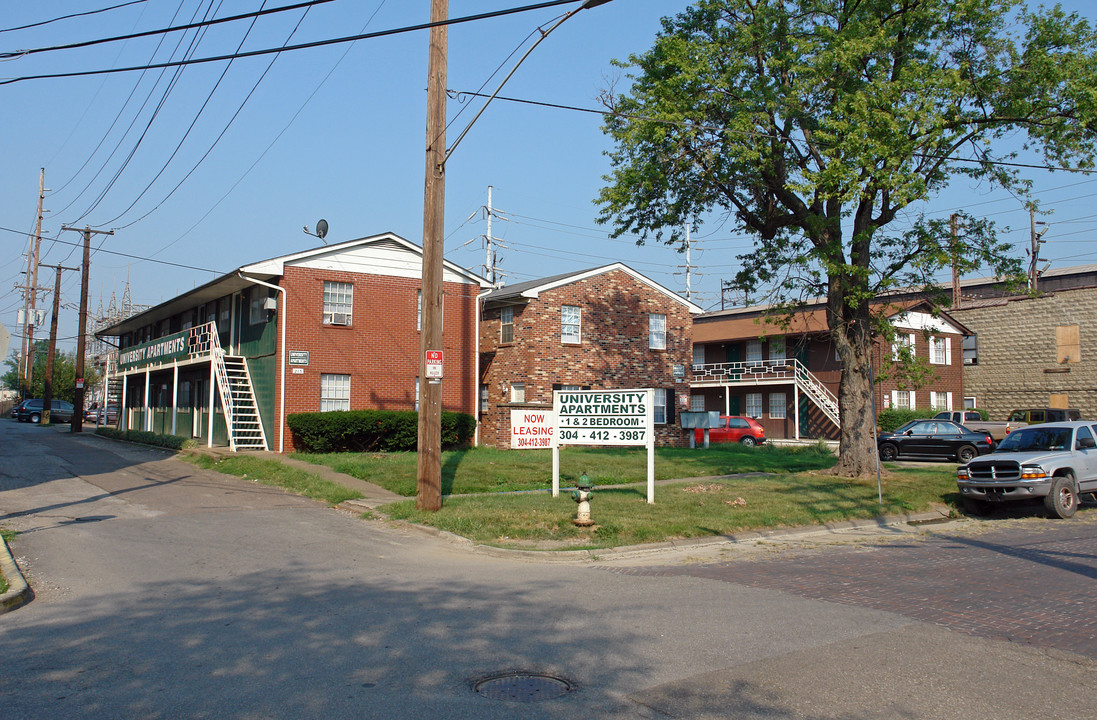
[0,536,32,614]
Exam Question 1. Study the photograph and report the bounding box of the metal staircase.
[793,362,840,427]
[213,354,268,451]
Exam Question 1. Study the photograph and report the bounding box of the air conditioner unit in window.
[327,312,351,326]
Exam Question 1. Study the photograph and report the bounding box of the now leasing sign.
[510,409,555,449]
[551,388,657,503]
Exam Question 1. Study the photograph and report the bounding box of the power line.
[0,0,337,59]
[0,1,147,34]
[0,0,585,85]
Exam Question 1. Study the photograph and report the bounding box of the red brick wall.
[479,269,694,448]
[277,266,480,452]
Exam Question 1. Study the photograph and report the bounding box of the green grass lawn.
[184,454,364,506]
[381,466,958,549]
[294,442,839,497]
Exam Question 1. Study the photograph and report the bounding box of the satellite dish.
[316,219,328,240]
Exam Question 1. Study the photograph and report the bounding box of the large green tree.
[598,0,1097,476]
[2,343,97,404]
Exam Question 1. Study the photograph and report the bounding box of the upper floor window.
[892,333,915,360]
[323,281,353,325]
[746,340,763,363]
[929,337,950,365]
[510,382,526,403]
[692,344,705,367]
[501,306,515,343]
[769,336,785,360]
[320,373,350,412]
[561,305,581,344]
[249,291,267,325]
[649,313,667,350]
[417,290,422,332]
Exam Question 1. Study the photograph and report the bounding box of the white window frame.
[500,305,514,344]
[320,373,351,412]
[929,391,953,411]
[480,384,489,414]
[561,305,581,344]
[654,388,667,425]
[892,333,915,360]
[415,377,420,412]
[769,392,787,419]
[929,336,951,365]
[769,336,786,360]
[649,313,667,350]
[323,281,353,325]
[746,392,763,418]
[892,390,914,410]
[746,340,763,363]
[964,396,977,410]
[692,344,705,367]
[417,290,422,332]
[249,292,266,326]
[510,382,526,404]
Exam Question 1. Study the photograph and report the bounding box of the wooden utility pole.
[40,264,78,425]
[417,0,448,511]
[21,169,47,392]
[62,225,113,433]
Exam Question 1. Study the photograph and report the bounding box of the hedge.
[95,427,197,450]
[286,409,476,453]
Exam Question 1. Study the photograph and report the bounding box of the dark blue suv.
[13,398,75,424]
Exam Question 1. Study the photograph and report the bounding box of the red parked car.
[693,416,766,446]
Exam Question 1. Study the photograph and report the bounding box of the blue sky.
[2,0,1096,356]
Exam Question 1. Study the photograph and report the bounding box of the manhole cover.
[473,672,575,702]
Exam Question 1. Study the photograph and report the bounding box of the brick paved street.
[614,511,1097,659]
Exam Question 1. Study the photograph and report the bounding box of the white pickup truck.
[933,410,1021,444]
[957,421,1097,518]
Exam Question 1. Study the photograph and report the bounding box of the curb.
[0,535,32,614]
[340,501,956,564]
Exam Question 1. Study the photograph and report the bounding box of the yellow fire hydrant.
[571,472,594,527]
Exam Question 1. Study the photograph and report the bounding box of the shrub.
[286,409,475,453]
[95,427,197,450]
[876,408,928,433]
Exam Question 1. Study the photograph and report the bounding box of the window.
[417,290,422,332]
[654,388,667,424]
[649,313,667,350]
[769,336,785,360]
[892,333,914,360]
[480,384,489,414]
[692,344,705,367]
[415,377,420,412]
[746,340,763,363]
[320,374,350,412]
[769,392,786,419]
[929,391,952,411]
[249,292,266,325]
[510,382,526,403]
[746,392,762,418]
[218,300,230,333]
[929,337,950,365]
[561,305,581,344]
[893,390,913,410]
[1057,325,1081,363]
[690,394,705,412]
[500,306,514,343]
[1077,425,1095,449]
[323,281,353,325]
[964,396,977,410]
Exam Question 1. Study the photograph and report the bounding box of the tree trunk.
[828,297,879,478]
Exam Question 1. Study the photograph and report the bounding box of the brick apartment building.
[478,264,703,448]
[691,299,969,441]
[96,233,491,452]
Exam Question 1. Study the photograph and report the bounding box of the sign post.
[552,388,656,503]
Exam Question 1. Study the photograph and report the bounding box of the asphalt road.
[2,420,1095,719]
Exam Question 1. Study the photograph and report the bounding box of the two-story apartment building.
[96,233,491,452]
[691,299,970,441]
[478,264,703,448]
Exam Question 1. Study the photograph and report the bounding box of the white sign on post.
[552,389,657,503]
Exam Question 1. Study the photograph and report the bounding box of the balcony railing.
[691,358,799,383]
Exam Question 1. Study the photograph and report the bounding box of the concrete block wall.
[480,269,694,448]
[279,266,480,451]
[952,288,1097,422]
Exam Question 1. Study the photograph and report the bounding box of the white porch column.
[143,368,151,432]
[121,373,128,431]
[171,362,179,436]
[794,382,800,441]
[207,359,216,448]
[725,387,731,416]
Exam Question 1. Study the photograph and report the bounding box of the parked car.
[10,399,34,421]
[14,398,76,424]
[693,415,766,446]
[877,419,993,462]
[1006,408,1081,425]
[957,421,1097,518]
